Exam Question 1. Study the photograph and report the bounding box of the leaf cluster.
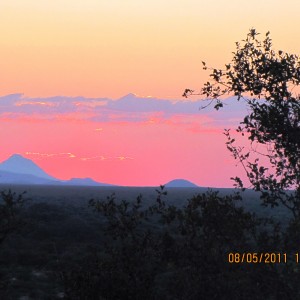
[187,29,300,217]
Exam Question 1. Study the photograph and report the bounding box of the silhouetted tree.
[60,188,296,299]
[0,189,26,293]
[184,29,300,218]
[0,190,26,245]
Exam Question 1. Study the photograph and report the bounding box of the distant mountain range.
[0,154,112,186]
[0,154,199,188]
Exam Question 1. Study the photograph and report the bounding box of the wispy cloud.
[25,152,76,159]
[15,101,58,107]
[74,100,108,108]
[116,156,133,161]
[80,156,108,161]
[24,152,133,162]
[0,93,247,127]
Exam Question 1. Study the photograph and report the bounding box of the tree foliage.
[0,189,26,245]
[0,189,26,293]
[62,188,285,300]
[184,29,300,217]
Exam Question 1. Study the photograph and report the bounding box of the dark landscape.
[0,182,298,299]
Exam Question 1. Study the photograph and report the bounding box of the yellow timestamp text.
[227,252,298,264]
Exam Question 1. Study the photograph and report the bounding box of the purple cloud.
[0,93,248,127]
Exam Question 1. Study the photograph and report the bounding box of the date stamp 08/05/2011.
[228,252,300,264]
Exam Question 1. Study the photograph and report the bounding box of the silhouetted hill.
[165,179,198,188]
[0,170,59,185]
[61,177,113,187]
[0,154,112,186]
[0,154,56,180]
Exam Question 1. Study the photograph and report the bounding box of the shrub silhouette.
[61,188,300,299]
[0,189,26,245]
[0,189,26,293]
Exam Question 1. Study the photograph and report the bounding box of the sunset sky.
[0,1,299,187]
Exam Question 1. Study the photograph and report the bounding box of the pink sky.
[0,94,250,187]
[0,1,299,186]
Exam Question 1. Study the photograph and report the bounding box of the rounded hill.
[165,179,198,188]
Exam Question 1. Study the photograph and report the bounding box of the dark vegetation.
[1,29,299,299]
[0,185,299,299]
[184,28,300,215]
[0,185,296,299]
